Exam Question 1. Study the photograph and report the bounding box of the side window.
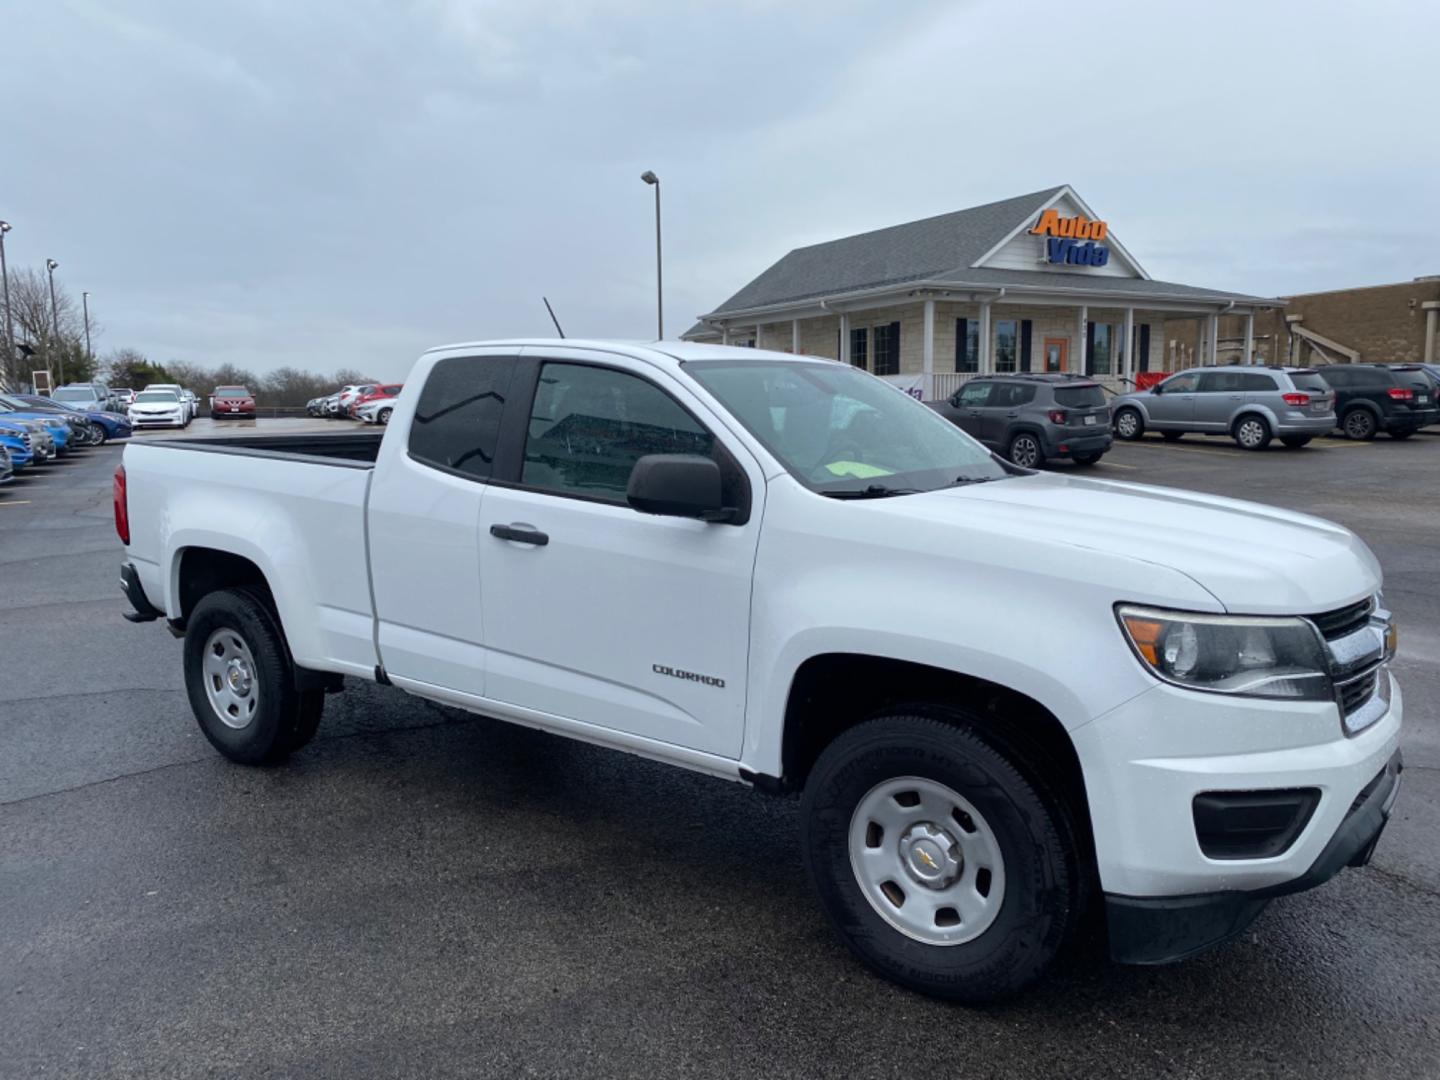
[1198,371,1239,392]
[522,362,715,504]
[1241,373,1277,391]
[1320,367,1349,388]
[408,355,517,480]
[990,383,1036,408]
[1163,371,1201,393]
[956,382,992,407]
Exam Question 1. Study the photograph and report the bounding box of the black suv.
[1318,364,1438,440]
[927,374,1112,468]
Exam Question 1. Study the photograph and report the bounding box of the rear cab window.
[408,356,517,480]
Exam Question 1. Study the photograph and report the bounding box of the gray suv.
[927,374,1112,468]
[1111,366,1336,450]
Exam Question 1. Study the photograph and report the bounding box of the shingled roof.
[686,186,1281,337]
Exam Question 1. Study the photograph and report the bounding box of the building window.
[873,321,900,376]
[995,320,1017,372]
[1092,323,1113,375]
[850,327,868,370]
[955,318,978,372]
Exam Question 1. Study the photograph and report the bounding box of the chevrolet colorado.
[117,340,1403,1001]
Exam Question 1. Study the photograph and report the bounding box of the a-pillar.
[922,298,935,399]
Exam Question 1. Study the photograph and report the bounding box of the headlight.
[1116,605,1332,701]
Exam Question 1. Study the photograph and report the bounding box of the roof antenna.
[543,296,565,339]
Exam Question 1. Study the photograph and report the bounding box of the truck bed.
[143,429,384,467]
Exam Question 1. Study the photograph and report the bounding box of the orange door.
[1043,338,1069,373]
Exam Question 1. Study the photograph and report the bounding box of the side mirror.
[627,454,731,522]
[1151,383,1163,395]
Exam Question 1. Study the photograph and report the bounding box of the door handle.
[1006,412,1019,418]
[490,523,549,546]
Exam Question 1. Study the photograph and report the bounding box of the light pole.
[83,291,92,362]
[0,221,13,385]
[46,258,64,385]
[640,170,663,339]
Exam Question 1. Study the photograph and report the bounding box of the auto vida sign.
[1029,209,1110,268]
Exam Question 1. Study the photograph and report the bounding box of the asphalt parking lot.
[2,423,1437,1079]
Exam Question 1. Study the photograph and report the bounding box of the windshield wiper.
[949,475,1005,487]
[821,484,924,500]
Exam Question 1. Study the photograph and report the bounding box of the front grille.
[1338,669,1379,716]
[1310,597,1375,641]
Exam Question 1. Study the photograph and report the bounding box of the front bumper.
[1107,749,1402,963]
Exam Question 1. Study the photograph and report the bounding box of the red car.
[349,383,403,419]
[210,386,256,419]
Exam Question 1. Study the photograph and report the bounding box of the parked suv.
[927,374,1112,468]
[1319,364,1437,440]
[1111,366,1335,450]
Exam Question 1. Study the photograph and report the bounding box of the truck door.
[475,349,764,759]
[366,350,520,698]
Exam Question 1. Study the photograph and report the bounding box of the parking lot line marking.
[0,499,32,507]
[1099,461,1138,470]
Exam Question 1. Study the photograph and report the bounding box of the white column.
[922,298,936,399]
[1122,307,1135,384]
[1076,305,1088,375]
[791,318,801,355]
[1423,302,1439,363]
[755,323,762,349]
[1244,312,1255,365]
[839,312,850,365]
[722,325,732,346]
[1208,312,1220,365]
[978,301,992,374]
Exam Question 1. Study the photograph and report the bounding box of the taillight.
[1281,392,1310,406]
[1387,387,1414,401]
[1047,409,1067,424]
[113,463,130,545]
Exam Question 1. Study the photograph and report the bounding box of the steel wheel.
[201,628,261,730]
[848,775,1006,946]
[1235,416,1269,449]
[1115,409,1141,439]
[1008,433,1042,469]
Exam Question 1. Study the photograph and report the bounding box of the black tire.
[1007,432,1045,470]
[1071,452,1103,466]
[1160,431,1184,442]
[183,587,325,764]
[1342,408,1377,441]
[1114,407,1144,440]
[1280,435,1312,448]
[378,407,393,425]
[93,425,108,445]
[1232,414,1272,451]
[1390,429,1414,440]
[801,712,1082,1003]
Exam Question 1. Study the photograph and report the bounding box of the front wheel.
[183,587,325,764]
[378,407,393,425]
[1007,432,1045,470]
[1114,408,1144,440]
[1233,415,1272,450]
[801,713,1082,1003]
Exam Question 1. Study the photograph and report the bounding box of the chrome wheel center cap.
[898,823,963,889]
[226,658,253,696]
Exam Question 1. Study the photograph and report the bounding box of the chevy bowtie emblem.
[915,848,939,871]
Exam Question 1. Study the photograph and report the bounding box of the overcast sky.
[4,0,1437,381]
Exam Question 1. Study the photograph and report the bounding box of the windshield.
[135,391,179,404]
[685,360,1009,495]
[216,387,250,397]
[52,387,97,402]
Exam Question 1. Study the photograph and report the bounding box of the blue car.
[12,394,132,443]
[0,444,12,484]
[0,424,37,469]
[0,397,75,455]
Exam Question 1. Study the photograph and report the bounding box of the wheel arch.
[1230,407,1274,434]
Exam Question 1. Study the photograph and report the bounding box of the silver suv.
[1111,366,1336,450]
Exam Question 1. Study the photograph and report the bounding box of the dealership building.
[683,185,1286,399]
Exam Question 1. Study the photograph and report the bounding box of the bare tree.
[4,266,92,385]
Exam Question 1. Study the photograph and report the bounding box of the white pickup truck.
[117,339,1403,1001]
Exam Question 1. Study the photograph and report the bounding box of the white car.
[127,389,187,429]
[355,397,397,424]
[115,339,1402,1002]
[144,384,193,424]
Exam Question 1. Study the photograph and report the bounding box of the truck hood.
[896,473,1380,614]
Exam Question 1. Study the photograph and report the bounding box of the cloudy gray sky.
[4,0,1437,381]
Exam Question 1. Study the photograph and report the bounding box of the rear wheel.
[1160,431,1184,442]
[183,587,325,764]
[1233,415,1272,450]
[801,712,1082,1003]
[1114,408,1144,440]
[1280,435,1312,448]
[1390,429,1414,440]
[1343,408,1377,441]
[1007,432,1044,470]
